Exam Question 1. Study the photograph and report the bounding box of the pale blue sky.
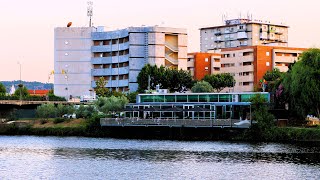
[0,0,319,82]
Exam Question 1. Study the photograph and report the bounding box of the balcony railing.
[100,118,251,128]
[91,55,130,65]
[91,67,129,76]
[165,43,178,52]
[165,55,178,65]
[92,79,129,88]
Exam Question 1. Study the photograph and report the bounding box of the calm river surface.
[0,136,320,179]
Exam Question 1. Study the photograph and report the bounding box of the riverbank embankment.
[1,119,320,142]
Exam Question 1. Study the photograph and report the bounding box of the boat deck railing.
[100,118,251,128]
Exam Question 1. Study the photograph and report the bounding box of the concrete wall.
[148,33,165,45]
[54,27,93,99]
[130,33,146,45]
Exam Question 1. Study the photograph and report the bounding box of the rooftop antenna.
[222,13,227,24]
[87,1,93,27]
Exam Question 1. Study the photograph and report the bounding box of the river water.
[0,136,319,179]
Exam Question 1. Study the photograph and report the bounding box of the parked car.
[62,113,76,119]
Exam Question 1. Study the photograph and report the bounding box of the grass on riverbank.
[32,118,87,128]
[270,127,320,142]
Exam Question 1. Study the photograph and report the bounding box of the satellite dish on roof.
[67,22,72,27]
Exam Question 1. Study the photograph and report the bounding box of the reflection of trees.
[52,148,320,165]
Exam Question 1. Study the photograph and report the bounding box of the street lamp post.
[17,62,22,101]
[64,65,69,101]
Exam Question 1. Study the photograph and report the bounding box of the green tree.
[95,77,111,97]
[203,73,234,92]
[75,104,96,118]
[14,86,29,97]
[137,65,193,93]
[282,48,320,118]
[56,104,75,117]
[95,96,128,116]
[263,68,282,81]
[191,81,214,93]
[262,68,283,92]
[0,83,6,94]
[168,69,194,92]
[248,94,275,140]
[36,104,56,120]
[137,64,160,92]
[126,92,138,103]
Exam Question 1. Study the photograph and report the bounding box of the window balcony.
[91,79,129,88]
[91,67,129,76]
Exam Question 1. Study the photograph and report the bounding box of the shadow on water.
[50,147,320,166]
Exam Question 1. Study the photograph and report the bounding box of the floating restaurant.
[100,92,270,128]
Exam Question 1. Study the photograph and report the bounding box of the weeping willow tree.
[282,48,320,118]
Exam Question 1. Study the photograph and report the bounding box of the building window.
[266,62,270,66]
[243,52,252,56]
[243,72,250,76]
[205,58,208,62]
[224,54,230,58]
[205,67,209,71]
[266,52,270,56]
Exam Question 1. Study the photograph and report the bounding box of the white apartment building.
[54,26,188,99]
[200,19,289,52]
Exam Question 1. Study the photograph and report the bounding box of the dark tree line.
[137,64,194,93]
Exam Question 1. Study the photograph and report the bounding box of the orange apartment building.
[188,46,307,92]
[187,52,221,80]
[219,46,307,92]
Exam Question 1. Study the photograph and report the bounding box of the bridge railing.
[0,95,66,101]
